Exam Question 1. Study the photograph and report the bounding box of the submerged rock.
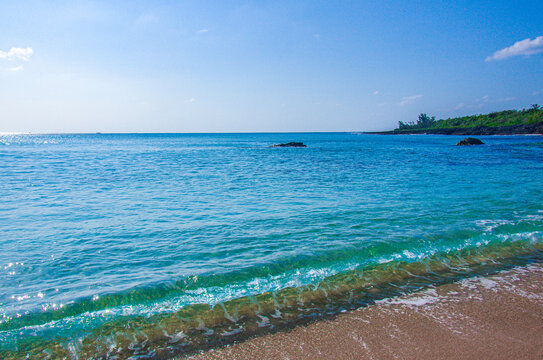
[271,142,307,148]
[456,137,484,146]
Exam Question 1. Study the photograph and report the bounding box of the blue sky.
[1,0,542,132]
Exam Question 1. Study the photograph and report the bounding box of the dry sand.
[187,263,543,360]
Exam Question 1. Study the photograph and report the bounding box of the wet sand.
[187,263,543,359]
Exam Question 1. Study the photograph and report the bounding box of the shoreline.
[365,122,543,136]
[187,263,543,359]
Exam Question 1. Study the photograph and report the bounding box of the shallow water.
[1,133,542,358]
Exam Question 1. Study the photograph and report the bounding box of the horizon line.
[0,131,371,135]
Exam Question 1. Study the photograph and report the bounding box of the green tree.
[416,113,436,128]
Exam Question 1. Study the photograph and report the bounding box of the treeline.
[397,113,436,130]
[396,104,543,131]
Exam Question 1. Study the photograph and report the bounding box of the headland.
[368,106,543,135]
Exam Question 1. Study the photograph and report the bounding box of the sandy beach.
[187,263,543,360]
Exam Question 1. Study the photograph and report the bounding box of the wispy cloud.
[373,90,379,95]
[472,95,489,108]
[399,94,423,106]
[486,36,543,61]
[197,28,209,34]
[0,47,33,61]
[8,66,23,72]
[188,97,196,103]
[533,91,541,96]
[455,103,465,110]
[312,34,321,39]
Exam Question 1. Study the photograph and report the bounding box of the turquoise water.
[1,133,542,358]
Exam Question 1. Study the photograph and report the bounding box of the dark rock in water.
[456,137,484,146]
[271,142,307,148]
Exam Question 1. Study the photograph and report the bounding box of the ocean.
[1,133,542,358]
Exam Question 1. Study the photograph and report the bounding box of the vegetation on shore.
[395,105,542,133]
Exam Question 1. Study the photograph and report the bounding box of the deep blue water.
[1,133,542,358]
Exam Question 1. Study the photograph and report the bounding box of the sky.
[0,0,542,133]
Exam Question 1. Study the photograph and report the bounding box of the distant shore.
[187,263,543,360]
[366,121,543,135]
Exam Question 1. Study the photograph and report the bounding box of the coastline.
[187,263,543,360]
[365,122,543,135]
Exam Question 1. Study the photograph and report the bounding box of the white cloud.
[399,94,423,106]
[373,90,379,95]
[0,47,33,61]
[188,97,196,103]
[197,28,209,33]
[313,34,321,39]
[455,103,465,110]
[472,95,490,108]
[486,36,543,61]
[533,91,541,96]
[8,66,23,72]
